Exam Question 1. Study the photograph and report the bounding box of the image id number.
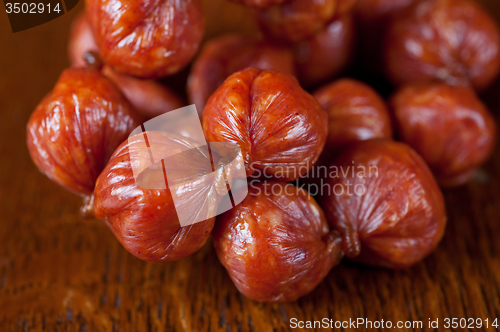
[5,2,61,14]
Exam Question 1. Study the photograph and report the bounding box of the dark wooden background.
[2,1,500,331]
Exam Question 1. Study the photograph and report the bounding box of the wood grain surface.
[1,1,500,331]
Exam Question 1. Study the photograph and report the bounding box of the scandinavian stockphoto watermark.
[127,105,378,227]
[248,161,379,197]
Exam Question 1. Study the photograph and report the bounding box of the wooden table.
[1,1,500,331]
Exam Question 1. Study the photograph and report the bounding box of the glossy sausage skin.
[86,0,205,78]
[93,131,215,262]
[68,14,186,119]
[321,140,447,269]
[257,0,338,43]
[213,181,343,302]
[384,0,500,91]
[202,68,328,182]
[295,15,355,88]
[390,82,497,187]
[313,78,392,163]
[102,66,184,120]
[188,34,295,114]
[27,68,139,196]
